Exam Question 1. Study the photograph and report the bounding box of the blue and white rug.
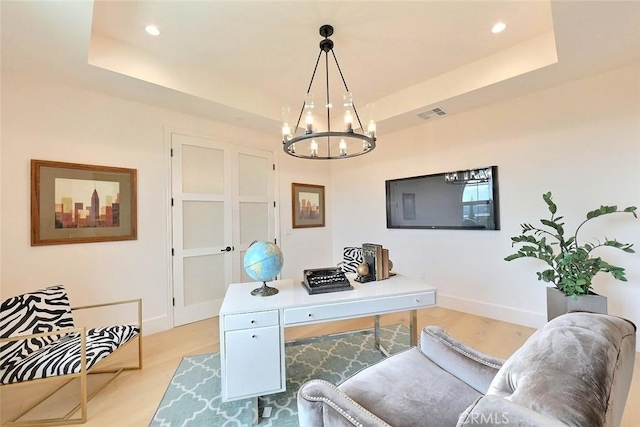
[150,324,409,427]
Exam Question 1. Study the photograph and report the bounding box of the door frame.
[163,126,280,329]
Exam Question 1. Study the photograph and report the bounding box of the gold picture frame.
[31,159,137,246]
[292,182,325,228]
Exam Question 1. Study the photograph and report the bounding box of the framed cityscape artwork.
[31,159,137,246]
[292,182,325,228]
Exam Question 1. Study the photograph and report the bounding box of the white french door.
[171,133,275,326]
[233,147,276,284]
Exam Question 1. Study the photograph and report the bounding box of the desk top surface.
[220,274,436,315]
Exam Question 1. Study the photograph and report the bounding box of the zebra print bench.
[0,285,142,425]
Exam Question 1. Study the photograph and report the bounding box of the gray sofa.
[297,312,636,426]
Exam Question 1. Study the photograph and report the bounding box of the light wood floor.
[2,307,639,426]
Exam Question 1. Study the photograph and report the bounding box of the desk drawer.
[283,291,435,325]
[225,310,279,331]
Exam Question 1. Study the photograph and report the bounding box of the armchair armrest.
[72,298,142,331]
[298,380,391,427]
[457,395,566,427]
[420,326,505,394]
[72,298,141,311]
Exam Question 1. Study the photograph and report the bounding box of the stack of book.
[361,243,394,281]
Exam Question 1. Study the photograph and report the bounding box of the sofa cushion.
[338,347,482,426]
[0,285,74,369]
[1,325,139,384]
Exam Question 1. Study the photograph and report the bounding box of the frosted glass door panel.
[238,154,268,197]
[239,202,268,245]
[183,201,225,249]
[239,250,251,283]
[184,255,227,306]
[183,145,224,194]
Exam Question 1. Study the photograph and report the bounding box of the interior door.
[171,133,234,326]
[233,147,275,283]
[171,133,275,326]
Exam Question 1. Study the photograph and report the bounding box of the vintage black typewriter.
[301,267,354,295]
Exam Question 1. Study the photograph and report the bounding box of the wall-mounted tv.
[385,166,500,230]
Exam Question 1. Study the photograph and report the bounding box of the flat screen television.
[385,166,500,230]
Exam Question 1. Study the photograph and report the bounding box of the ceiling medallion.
[282,24,376,160]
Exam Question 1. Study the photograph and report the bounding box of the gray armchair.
[297,312,636,426]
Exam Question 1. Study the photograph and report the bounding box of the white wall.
[0,73,332,334]
[277,152,333,281]
[3,64,639,345]
[331,64,640,339]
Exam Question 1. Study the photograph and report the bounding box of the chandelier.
[444,167,492,185]
[282,25,376,160]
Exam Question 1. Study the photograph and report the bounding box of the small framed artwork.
[292,182,325,228]
[31,159,137,246]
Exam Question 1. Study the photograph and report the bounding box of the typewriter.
[301,267,354,295]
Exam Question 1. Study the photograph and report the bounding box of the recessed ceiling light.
[145,25,160,36]
[491,22,507,34]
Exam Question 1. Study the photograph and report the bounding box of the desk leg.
[251,397,258,425]
[374,315,390,357]
[409,309,418,347]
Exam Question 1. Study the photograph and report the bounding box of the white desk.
[219,274,436,402]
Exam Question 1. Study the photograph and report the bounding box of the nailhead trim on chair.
[424,328,503,369]
[300,379,392,427]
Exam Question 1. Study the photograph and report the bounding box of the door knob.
[221,246,232,252]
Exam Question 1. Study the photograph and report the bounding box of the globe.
[243,241,284,296]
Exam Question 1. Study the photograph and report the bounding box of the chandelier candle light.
[282,25,377,160]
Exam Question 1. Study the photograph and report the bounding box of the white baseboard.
[437,293,547,329]
[142,314,171,336]
[438,293,640,352]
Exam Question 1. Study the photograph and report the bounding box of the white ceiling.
[2,1,640,136]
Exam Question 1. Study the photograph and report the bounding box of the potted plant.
[505,192,637,320]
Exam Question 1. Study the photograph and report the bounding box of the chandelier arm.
[292,101,306,138]
[306,49,324,95]
[351,103,366,131]
[331,50,365,130]
[330,50,350,93]
[324,50,331,156]
[293,50,325,136]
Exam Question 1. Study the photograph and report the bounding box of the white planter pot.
[546,287,607,321]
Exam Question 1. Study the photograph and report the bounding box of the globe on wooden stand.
[243,240,284,297]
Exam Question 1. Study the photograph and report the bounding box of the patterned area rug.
[150,324,409,427]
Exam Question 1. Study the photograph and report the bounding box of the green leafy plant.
[505,192,637,296]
